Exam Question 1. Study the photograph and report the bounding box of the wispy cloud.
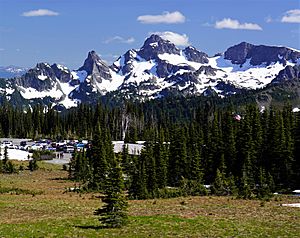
[215,18,262,31]
[21,9,59,17]
[281,9,300,23]
[104,36,135,44]
[265,16,273,23]
[202,22,213,27]
[150,31,190,46]
[99,54,119,64]
[137,11,185,24]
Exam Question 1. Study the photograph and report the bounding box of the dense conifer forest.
[0,96,299,199]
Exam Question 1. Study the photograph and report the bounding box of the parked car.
[7,144,18,149]
[20,141,27,147]
[31,144,43,151]
[75,143,85,151]
[0,141,13,149]
[64,145,74,153]
[20,145,31,151]
[45,146,56,151]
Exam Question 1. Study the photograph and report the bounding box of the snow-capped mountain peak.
[138,34,181,60]
[1,35,300,109]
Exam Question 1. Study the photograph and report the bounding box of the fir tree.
[3,146,8,166]
[211,169,227,196]
[238,163,254,199]
[189,146,203,183]
[94,156,128,228]
[211,155,228,195]
[1,147,16,174]
[140,143,158,197]
[128,151,148,199]
[154,134,168,189]
[28,158,38,171]
[89,123,108,190]
[168,127,188,186]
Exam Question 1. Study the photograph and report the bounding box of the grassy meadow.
[0,161,299,237]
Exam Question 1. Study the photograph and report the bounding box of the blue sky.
[0,0,299,69]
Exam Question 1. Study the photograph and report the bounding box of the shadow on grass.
[50,177,70,181]
[75,225,105,230]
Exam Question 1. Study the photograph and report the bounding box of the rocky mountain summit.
[224,42,300,66]
[0,34,299,109]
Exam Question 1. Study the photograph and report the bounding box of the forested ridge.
[0,96,299,198]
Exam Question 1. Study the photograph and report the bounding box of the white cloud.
[150,31,190,46]
[21,9,59,17]
[281,9,300,23]
[215,18,262,30]
[137,11,185,24]
[104,36,135,44]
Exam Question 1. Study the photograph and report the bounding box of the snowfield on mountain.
[0,35,299,109]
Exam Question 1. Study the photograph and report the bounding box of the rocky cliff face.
[183,46,209,64]
[272,65,300,84]
[225,42,300,66]
[138,34,181,60]
[78,51,112,83]
[15,63,59,91]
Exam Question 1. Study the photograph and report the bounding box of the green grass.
[0,186,43,195]
[0,161,299,237]
[1,213,299,238]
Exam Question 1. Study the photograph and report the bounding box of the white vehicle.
[20,145,31,151]
[64,145,74,153]
[31,144,43,151]
[81,140,88,145]
[7,144,18,149]
[56,141,67,147]
[0,141,13,149]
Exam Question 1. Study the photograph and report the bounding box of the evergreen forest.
[0,96,299,199]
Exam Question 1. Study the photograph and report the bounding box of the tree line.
[0,97,299,198]
[68,103,300,200]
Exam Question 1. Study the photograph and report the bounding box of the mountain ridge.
[0,34,299,109]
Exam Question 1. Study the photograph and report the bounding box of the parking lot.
[0,138,79,164]
[0,138,145,164]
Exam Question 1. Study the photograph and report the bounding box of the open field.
[0,161,299,238]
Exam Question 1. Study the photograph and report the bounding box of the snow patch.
[59,97,80,109]
[38,74,48,81]
[113,56,124,69]
[71,71,87,83]
[158,52,202,70]
[6,87,15,95]
[209,56,293,89]
[56,64,69,73]
[124,58,157,85]
[282,203,300,208]
[0,149,30,161]
[93,69,124,92]
[149,42,158,47]
[20,85,63,99]
[260,106,265,113]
